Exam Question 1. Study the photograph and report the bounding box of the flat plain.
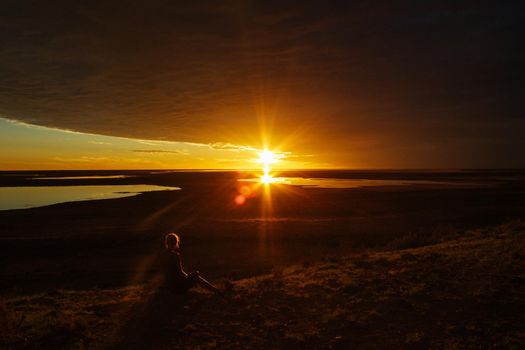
[1,170,524,348]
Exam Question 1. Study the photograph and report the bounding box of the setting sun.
[258,150,277,165]
[257,150,281,184]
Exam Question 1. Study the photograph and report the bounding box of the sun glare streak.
[257,150,282,185]
[260,173,276,184]
[233,149,286,206]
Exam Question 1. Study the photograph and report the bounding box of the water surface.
[33,175,132,180]
[239,177,494,189]
[0,185,180,210]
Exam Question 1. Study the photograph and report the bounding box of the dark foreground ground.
[2,221,524,349]
[1,170,525,348]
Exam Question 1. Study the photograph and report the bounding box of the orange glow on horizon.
[0,117,329,170]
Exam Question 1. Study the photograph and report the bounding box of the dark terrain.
[1,170,525,348]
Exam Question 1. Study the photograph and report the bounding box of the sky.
[0,117,312,170]
[1,0,524,169]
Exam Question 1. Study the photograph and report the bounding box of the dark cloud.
[0,0,524,167]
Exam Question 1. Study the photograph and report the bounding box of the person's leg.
[188,271,219,292]
[197,275,220,292]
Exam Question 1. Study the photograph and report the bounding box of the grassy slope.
[2,221,525,349]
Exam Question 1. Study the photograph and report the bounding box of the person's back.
[160,248,185,293]
[160,232,220,294]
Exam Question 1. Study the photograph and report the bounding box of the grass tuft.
[0,298,26,343]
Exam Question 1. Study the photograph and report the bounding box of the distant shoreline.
[1,168,525,172]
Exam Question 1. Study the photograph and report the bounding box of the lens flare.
[235,194,246,205]
[234,149,284,205]
[258,150,280,185]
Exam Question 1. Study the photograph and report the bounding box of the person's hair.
[165,232,180,249]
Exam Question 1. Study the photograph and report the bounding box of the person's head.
[165,232,180,250]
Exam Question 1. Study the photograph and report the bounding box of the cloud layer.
[0,0,524,167]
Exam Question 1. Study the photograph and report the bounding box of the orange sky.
[0,118,323,170]
[1,2,524,169]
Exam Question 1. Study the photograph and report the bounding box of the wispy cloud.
[2,117,85,135]
[88,141,112,145]
[136,140,171,146]
[208,142,258,152]
[52,156,111,163]
[132,149,190,155]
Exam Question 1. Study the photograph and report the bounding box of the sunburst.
[257,150,279,184]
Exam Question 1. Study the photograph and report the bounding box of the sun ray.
[257,149,283,184]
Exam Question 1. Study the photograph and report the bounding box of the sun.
[257,150,280,184]
[258,150,277,165]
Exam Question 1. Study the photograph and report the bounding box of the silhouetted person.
[160,232,219,294]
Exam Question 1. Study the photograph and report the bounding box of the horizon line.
[1,168,524,172]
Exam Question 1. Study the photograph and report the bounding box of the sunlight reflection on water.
[0,185,180,210]
[34,175,132,180]
[239,177,490,189]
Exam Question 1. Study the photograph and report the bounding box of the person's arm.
[175,252,188,277]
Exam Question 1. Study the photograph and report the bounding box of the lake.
[0,184,180,210]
